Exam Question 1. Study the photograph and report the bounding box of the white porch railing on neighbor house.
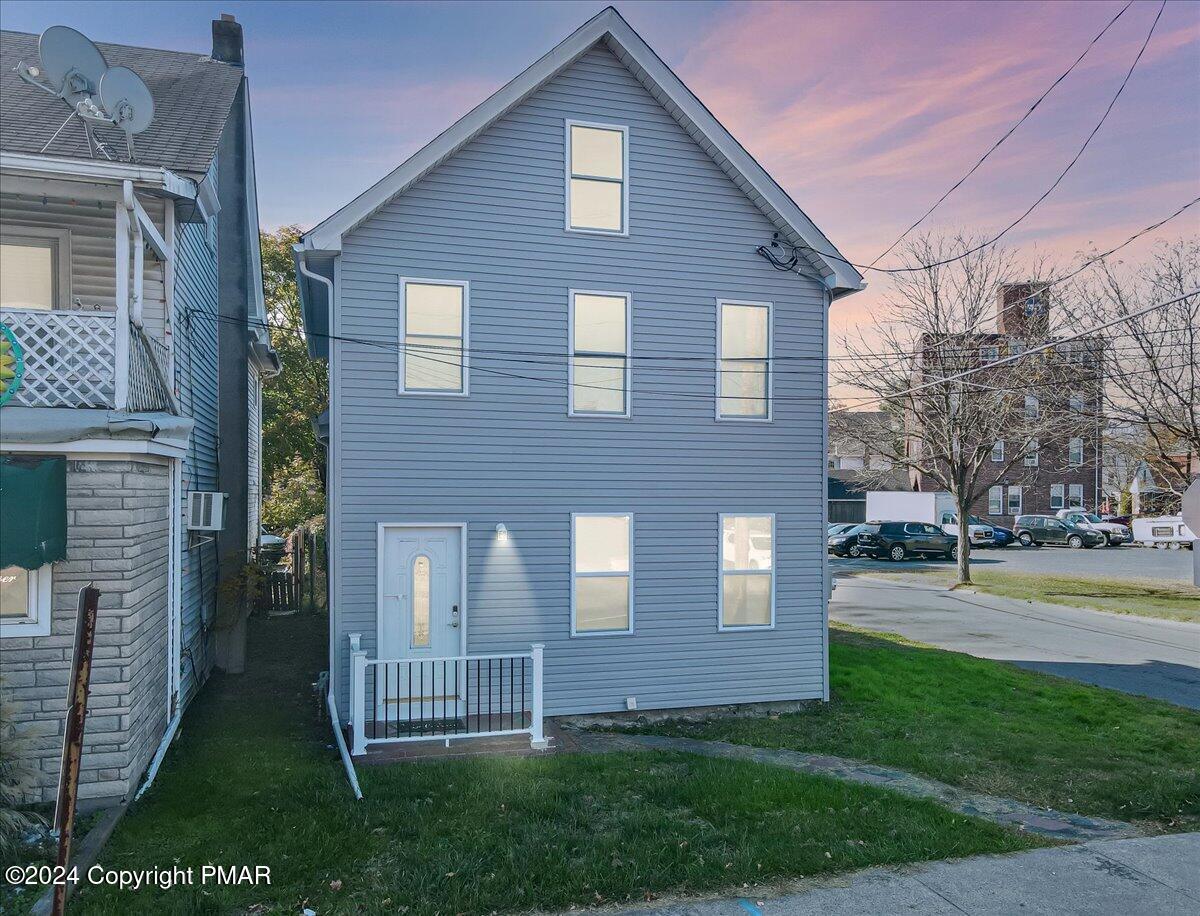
[348,639,547,755]
[0,308,173,413]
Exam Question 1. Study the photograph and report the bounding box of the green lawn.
[65,615,1035,915]
[847,567,1200,623]
[621,626,1200,833]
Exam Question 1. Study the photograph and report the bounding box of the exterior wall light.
[496,523,508,542]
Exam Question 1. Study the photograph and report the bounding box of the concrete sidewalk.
[613,832,1199,915]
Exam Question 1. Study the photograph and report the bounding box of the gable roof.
[0,29,243,180]
[300,7,863,295]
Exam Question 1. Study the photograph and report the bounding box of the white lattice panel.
[127,325,173,413]
[1,309,117,408]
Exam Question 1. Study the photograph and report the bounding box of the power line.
[867,0,1134,268]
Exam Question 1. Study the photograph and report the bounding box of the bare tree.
[1070,239,1199,498]
[833,233,1090,584]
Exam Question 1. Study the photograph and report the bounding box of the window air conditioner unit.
[187,492,227,532]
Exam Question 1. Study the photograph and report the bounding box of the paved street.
[830,570,1200,709]
[616,832,1200,916]
[838,542,1195,582]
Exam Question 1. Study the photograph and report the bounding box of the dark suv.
[855,521,958,562]
[1013,515,1105,549]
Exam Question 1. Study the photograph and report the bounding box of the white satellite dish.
[16,25,155,161]
[99,67,155,135]
[37,25,108,106]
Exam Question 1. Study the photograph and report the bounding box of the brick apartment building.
[909,283,1105,525]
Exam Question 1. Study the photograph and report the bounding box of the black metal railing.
[365,655,532,741]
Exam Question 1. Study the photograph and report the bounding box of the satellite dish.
[37,25,108,106]
[99,67,154,135]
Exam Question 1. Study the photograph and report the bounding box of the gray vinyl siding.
[173,194,220,708]
[331,44,827,716]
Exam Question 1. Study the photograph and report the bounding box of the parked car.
[828,524,867,558]
[975,517,1015,547]
[827,523,860,537]
[258,526,287,564]
[1013,515,1105,549]
[1102,514,1132,529]
[855,521,958,562]
[937,510,995,547]
[1055,510,1131,546]
[865,491,993,545]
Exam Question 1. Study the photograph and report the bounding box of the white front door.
[378,526,463,723]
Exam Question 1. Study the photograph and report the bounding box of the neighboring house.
[295,8,862,754]
[0,16,278,805]
[828,410,894,472]
[908,283,1104,524]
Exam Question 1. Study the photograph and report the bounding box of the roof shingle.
[0,29,242,179]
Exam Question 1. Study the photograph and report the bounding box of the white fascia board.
[0,152,196,199]
[301,7,862,293]
[0,439,184,459]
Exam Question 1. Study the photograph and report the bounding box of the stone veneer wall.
[0,456,171,805]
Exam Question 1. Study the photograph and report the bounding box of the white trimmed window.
[571,514,632,635]
[1024,440,1039,467]
[988,486,1003,515]
[1069,392,1084,412]
[719,514,774,630]
[0,227,70,310]
[1024,395,1039,419]
[1007,485,1023,515]
[1068,484,1085,509]
[399,278,468,394]
[991,440,1004,462]
[566,121,627,234]
[1069,437,1084,467]
[569,290,630,416]
[0,565,52,638]
[717,300,772,420]
[980,345,999,363]
[1050,484,1065,510]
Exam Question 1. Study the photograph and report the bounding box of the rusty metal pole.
[51,584,100,916]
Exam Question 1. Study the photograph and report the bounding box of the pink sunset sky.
[8,0,1197,360]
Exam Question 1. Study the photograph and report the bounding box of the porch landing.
[356,716,568,764]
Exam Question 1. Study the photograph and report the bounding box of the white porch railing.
[348,639,547,755]
[0,308,173,412]
[0,309,117,408]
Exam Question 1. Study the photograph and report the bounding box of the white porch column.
[530,643,548,750]
[349,633,367,756]
[113,184,132,410]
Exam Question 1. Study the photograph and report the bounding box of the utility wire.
[867,0,1134,268]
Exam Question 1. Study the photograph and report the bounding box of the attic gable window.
[566,121,628,234]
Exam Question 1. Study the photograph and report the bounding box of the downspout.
[820,277,833,703]
[296,247,360,798]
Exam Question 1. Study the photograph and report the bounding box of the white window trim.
[716,298,774,422]
[1069,437,1084,467]
[0,564,53,638]
[570,512,634,637]
[988,485,1003,515]
[1050,483,1065,510]
[567,288,632,418]
[717,512,776,632]
[1007,486,1023,516]
[397,276,470,397]
[1069,392,1084,412]
[1024,395,1039,419]
[1024,440,1039,467]
[1068,483,1085,509]
[991,440,1004,462]
[564,119,630,237]
[0,225,72,309]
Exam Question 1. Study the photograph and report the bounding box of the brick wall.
[0,457,171,805]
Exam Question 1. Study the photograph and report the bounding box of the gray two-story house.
[296,8,862,754]
[0,16,278,804]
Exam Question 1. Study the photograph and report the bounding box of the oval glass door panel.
[411,555,431,648]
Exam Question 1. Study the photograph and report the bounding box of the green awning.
[0,455,66,570]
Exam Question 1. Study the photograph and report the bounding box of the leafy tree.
[260,227,327,531]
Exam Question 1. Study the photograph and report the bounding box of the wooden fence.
[255,526,327,615]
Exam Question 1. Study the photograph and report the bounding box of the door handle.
[450,604,460,628]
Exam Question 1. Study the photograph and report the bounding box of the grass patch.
[621,625,1200,833]
[846,567,1200,623]
[68,615,1036,915]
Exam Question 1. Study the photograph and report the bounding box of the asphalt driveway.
[830,572,1200,709]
